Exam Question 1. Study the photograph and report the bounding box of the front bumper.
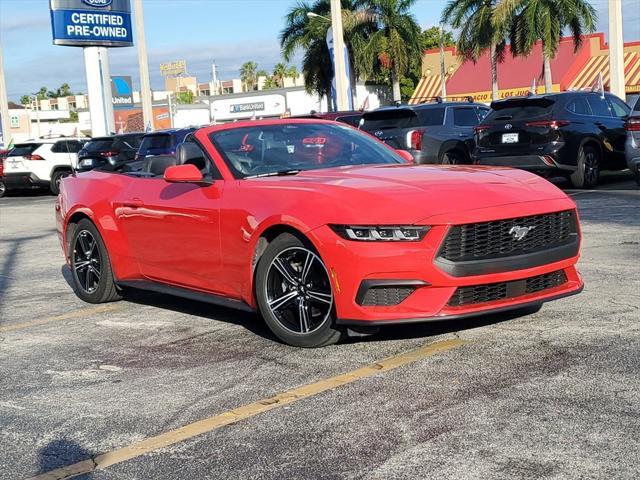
[308,201,583,324]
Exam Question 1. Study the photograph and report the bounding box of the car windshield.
[85,139,114,151]
[210,123,404,178]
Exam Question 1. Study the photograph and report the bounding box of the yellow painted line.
[29,338,469,480]
[0,304,121,334]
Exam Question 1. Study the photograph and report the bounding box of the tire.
[440,150,465,165]
[635,167,640,187]
[50,170,71,195]
[69,219,122,304]
[0,181,6,198]
[570,145,600,189]
[255,233,344,348]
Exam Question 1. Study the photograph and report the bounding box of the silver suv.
[625,95,640,186]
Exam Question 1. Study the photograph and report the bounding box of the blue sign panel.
[50,0,133,47]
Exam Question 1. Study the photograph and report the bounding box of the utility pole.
[608,0,625,98]
[134,0,154,131]
[211,63,218,96]
[439,23,447,99]
[329,0,349,111]
[0,37,11,148]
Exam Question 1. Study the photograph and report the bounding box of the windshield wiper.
[245,169,302,179]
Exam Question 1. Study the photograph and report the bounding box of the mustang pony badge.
[509,225,535,241]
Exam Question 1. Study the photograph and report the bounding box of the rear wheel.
[69,219,121,303]
[255,233,344,348]
[0,181,6,198]
[50,170,71,195]
[570,145,600,189]
[440,150,465,165]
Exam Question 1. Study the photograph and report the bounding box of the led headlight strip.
[330,225,430,242]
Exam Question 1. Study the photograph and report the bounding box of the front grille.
[448,270,568,307]
[439,210,576,262]
[360,287,416,306]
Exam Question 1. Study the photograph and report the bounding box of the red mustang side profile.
[56,120,583,347]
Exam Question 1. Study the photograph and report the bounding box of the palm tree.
[280,0,375,109]
[496,0,596,93]
[360,0,422,102]
[442,0,507,101]
[287,65,300,84]
[240,61,258,91]
[273,62,288,88]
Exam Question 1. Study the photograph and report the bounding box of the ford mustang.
[56,120,584,347]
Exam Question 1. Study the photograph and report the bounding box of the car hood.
[249,164,574,225]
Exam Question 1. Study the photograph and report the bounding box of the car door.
[451,106,481,154]
[605,95,631,166]
[116,140,227,294]
[585,95,624,165]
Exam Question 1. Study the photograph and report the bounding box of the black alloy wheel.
[255,233,344,348]
[69,219,121,303]
[571,145,600,189]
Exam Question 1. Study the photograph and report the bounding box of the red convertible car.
[56,120,583,347]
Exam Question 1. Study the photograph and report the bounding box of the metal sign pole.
[134,0,154,132]
[0,39,12,148]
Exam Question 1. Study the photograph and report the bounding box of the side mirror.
[164,164,205,183]
[396,149,415,164]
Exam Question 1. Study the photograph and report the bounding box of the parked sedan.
[473,91,631,188]
[57,120,583,347]
[77,133,144,172]
[625,95,640,186]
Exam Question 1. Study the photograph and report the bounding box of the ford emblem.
[82,0,113,7]
[504,123,513,130]
[509,226,535,241]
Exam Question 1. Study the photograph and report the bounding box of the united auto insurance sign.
[49,0,133,47]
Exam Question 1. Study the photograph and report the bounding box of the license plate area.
[502,133,519,144]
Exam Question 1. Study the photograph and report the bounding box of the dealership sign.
[49,0,133,47]
[230,102,265,114]
[160,60,187,77]
[111,76,133,107]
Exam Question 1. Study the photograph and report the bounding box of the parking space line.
[29,337,469,480]
[0,304,121,334]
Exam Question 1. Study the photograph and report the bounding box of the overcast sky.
[1,0,639,101]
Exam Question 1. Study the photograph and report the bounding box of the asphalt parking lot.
[1,174,639,480]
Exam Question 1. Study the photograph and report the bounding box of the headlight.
[330,225,430,242]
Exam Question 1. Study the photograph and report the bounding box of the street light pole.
[0,36,12,148]
[329,0,349,111]
[134,0,154,131]
[608,0,625,98]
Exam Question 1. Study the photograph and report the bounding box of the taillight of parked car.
[524,120,570,129]
[26,154,45,160]
[100,150,120,157]
[408,129,424,150]
[625,117,640,131]
[474,125,490,134]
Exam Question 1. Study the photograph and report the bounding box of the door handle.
[123,198,144,208]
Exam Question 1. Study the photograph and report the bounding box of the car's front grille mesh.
[360,287,416,306]
[448,270,568,307]
[440,211,576,262]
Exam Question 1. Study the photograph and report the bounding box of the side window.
[607,96,630,118]
[453,107,480,126]
[66,141,83,153]
[476,107,490,121]
[183,136,221,180]
[567,98,592,115]
[51,141,65,153]
[586,96,612,117]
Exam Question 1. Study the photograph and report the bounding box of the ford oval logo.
[82,0,113,7]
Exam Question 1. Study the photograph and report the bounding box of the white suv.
[2,138,87,195]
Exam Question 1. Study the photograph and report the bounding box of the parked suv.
[1,137,87,194]
[625,95,640,186]
[136,128,196,165]
[0,149,8,198]
[473,92,631,188]
[77,133,144,172]
[294,111,364,127]
[359,100,490,164]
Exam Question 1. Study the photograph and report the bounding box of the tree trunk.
[543,52,553,93]
[490,43,499,100]
[392,71,401,103]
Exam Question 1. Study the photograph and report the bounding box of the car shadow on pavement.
[37,439,94,479]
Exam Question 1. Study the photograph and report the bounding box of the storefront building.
[410,33,640,104]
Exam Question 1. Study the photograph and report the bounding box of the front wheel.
[255,233,344,348]
[570,145,600,189]
[69,219,122,303]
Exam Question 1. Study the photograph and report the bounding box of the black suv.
[359,99,490,164]
[136,128,197,165]
[77,133,144,172]
[473,92,631,188]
